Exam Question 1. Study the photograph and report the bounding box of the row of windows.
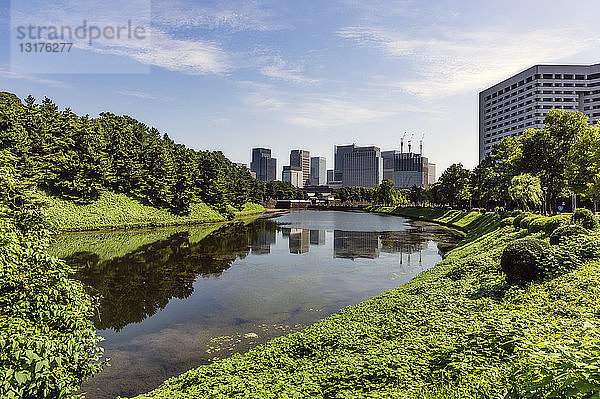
[485,72,600,101]
[485,98,585,120]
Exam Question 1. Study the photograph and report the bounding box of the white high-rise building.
[479,63,600,161]
[309,156,326,186]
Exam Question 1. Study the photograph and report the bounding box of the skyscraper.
[342,146,383,188]
[334,144,356,182]
[290,149,310,186]
[250,148,277,181]
[479,63,600,161]
[381,151,434,189]
[310,156,326,186]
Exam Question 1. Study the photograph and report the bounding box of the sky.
[1,0,600,178]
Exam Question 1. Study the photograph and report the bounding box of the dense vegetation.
[0,92,300,221]
[408,110,600,212]
[135,206,600,398]
[334,179,407,205]
[0,151,103,397]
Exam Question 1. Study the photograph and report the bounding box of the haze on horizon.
[1,0,599,177]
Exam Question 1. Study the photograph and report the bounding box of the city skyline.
[2,1,600,175]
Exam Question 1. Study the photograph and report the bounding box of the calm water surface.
[49,210,460,398]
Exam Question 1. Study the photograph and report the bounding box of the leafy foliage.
[0,150,103,397]
[508,174,543,211]
[501,238,548,283]
[0,93,269,216]
[549,224,588,245]
[571,208,599,230]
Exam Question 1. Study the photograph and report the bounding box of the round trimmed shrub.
[528,216,550,233]
[543,214,571,235]
[501,238,549,282]
[513,212,529,229]
[549,224,588,245]
[501,217,515,226]
[520,215,542,229]
[571,208,599,230]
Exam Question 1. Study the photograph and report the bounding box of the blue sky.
[1,0,600,177]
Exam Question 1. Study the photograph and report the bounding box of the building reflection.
[250,230,277,255]
[333,230,381,259]
[333,228,437,262]
[288,228,310,254]
[310,229,326,245]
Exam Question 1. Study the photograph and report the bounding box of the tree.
[508,173,543,211]
[376,179,395,205]
[519,110,588,212]
[568,123,600,211]
[436,163,472,207]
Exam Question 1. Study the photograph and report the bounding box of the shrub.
[0,151,103,398]
[501,217,515,227]
[543,214,571,235]
[571,208,599,230]
[549,224,588,245]
[528,216,550,233]
[520,215,542,230]
[501,238,549,282]
[513,212,529,229]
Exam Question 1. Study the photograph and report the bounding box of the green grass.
[37,190,264,231]
[367,206,501,242]
[133,210,600,398]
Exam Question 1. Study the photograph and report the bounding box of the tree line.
[0,93,304,216]
[334,179,407,205]
[406,109,600,213]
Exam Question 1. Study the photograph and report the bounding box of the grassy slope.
[368,206,501,241]
[134,209,600,398]
[37,190,264,231]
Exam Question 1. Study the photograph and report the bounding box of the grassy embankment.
[37,190,265,231]
[367,206,501,242]
[134,207,600,398]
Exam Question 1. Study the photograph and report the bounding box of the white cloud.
[244,90,400,129]
[338,26,600,98]
[259,57,318,84]
[0,69,70,88]
[283,98,393,128]
[117,90,173,101]
[152,0,284,32]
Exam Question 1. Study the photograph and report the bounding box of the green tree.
[376,179,395,205]
[519,110,588,212]
[436,163,472,207]
[508,173,543,211]
[568,123,600,211]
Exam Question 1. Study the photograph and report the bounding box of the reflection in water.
[49,210,460,399]
[66,221,277,331]
[310,229,326,245]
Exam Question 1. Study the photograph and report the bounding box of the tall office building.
[282,165,303,188]
[334,144,356,182]
[309,157,326,186]
[428,163,436,185]
[382,151,434,189]
[290,149,311,186]
[342,146,383,188]
[327,169,335,183]
[479,63,600,161]
[250,148,277,181]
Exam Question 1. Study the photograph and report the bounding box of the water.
[48,210,461,398]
